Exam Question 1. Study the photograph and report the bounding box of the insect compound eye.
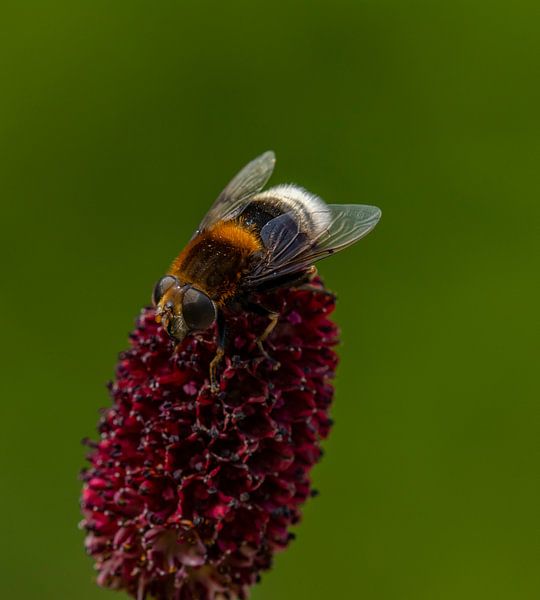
[182,288,217,331]
[152,275,178,306]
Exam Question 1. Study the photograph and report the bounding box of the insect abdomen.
[247,184,331,235]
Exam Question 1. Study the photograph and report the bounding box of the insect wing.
[247,203,381,285]
[197,151,276,233]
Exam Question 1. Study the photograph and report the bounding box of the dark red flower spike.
[81,279,338,600]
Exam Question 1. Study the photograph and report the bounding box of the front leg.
[209,310,227,394]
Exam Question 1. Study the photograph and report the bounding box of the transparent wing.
[245,204,381,286]
[197,151,276,233]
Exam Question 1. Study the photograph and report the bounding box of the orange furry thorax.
[205,220,262,253]
[168,220,262,303]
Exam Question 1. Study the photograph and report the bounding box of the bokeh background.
[1,1,538,599]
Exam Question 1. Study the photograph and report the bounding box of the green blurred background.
[1,1,538,598]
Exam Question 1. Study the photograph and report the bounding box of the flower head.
[81,280,338,599]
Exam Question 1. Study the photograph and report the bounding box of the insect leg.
[251,267,316,293]
[241,301,281,368]
[209,311,227,394]
[294,282,337,298]
[252,267,335,298]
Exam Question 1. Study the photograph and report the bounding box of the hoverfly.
[152,151,381,392]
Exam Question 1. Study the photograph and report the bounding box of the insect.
[152,151,381,392]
